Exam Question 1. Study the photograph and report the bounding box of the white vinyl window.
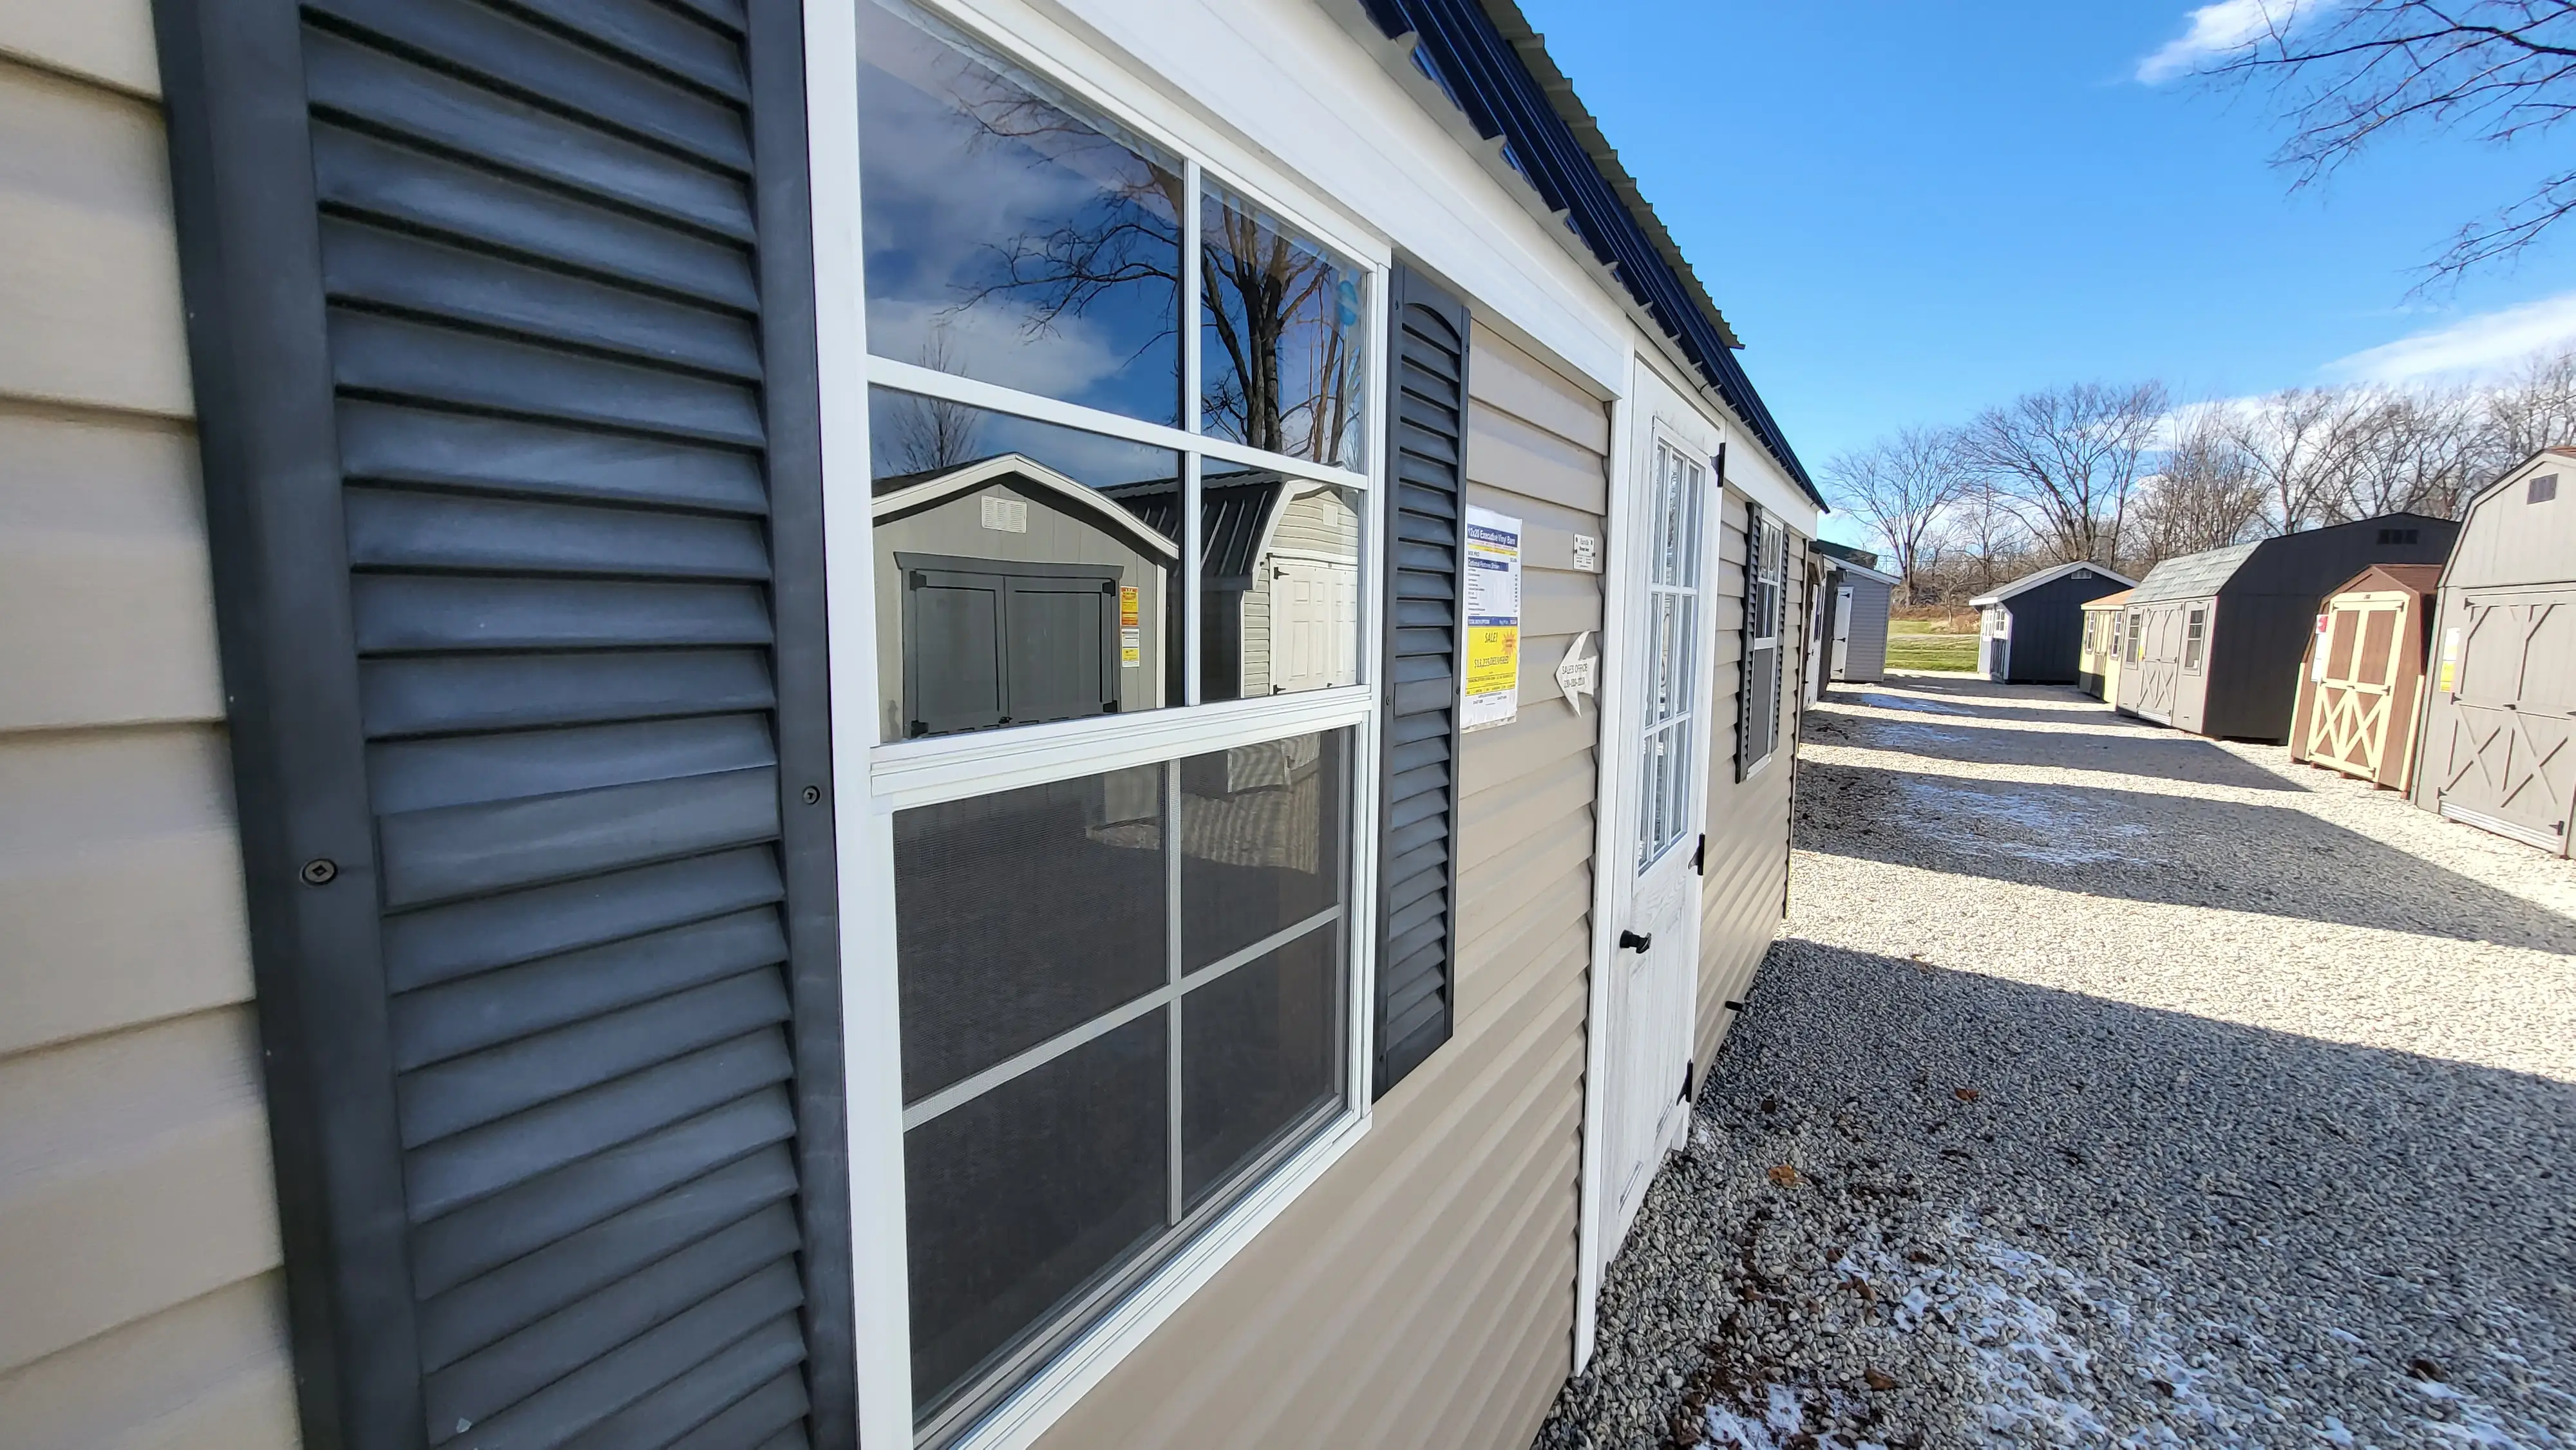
[1637,442,1707,867]
[2184,607,2208,672]
[1738,504,1787,776]
[832,3,1387,1444]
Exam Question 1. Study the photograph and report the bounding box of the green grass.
[1883,632,1980,672]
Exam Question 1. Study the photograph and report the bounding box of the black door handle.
[1619,929,1652,952]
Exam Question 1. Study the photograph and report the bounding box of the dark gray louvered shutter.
[1376,263,1470,1097]
[154,2,853,1448]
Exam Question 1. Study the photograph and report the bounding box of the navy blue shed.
[1971,563,2138,684]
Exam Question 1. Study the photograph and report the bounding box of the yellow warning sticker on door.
[1121,626,1142,668]
[1119,586,1139,629]
[2438,625,2461,693]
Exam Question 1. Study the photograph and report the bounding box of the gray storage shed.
[1811,541,1899,685]
[1971,562,2137,684]
[2118,513,2459,741]
[2413,451,2576,853]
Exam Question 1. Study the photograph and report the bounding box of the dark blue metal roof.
[1356,0,1821,505]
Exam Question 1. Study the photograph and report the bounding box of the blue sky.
[1513,0,2576,544]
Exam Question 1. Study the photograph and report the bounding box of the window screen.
[895,731,1349,1440]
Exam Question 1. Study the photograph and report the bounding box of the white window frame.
[1739,503,1786,778]
[806,5,1392,1447]
[2184,606,2209,673]
[1636,433,1709,867]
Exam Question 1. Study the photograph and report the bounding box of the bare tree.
[1960,381,2168,566]
[2208,0,2576,281]
[1821,426,1967,604]
[884,325,986,473]
[2224,386,2368,534]
[2132,406,2266,569]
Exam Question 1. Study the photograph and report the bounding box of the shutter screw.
[300,858,338,886]
[801,784,822,805]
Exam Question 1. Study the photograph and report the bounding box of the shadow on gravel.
[1801,760,2576,953]
[1825,687,2142,731]
[1532,938,2576,1450]
[1806,709,2302,792]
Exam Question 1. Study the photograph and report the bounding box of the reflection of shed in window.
[873,453,1177,739]
[1106,470,1362,702]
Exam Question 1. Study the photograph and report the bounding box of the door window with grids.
[852,0,1380,1442]
[2184,607,2209,672]
[1638,442,1707,867]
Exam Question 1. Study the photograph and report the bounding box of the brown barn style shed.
[2414,450,2576,854]
[2119,513,2459,741]
[2289,564,2443,793]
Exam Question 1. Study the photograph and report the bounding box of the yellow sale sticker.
[1119,585,1139,629]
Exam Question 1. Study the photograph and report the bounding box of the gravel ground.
[1533,672,2576,1450]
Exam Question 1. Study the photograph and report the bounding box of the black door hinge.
[1692,834,1705,875]
[1680,1061,1695,1104]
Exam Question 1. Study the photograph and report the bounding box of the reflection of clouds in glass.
[858,0,1180,426]
[869,388,1177,491]
[867,296,1130,407]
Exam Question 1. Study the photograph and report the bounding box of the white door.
[1600,438,1712,1260]
[1269,556,1359,693]
[1830,585,1854,680]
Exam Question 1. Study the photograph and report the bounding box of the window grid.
[853,3,1390,1437]
[1638,444,1707,869]
[2184,607,2208,672]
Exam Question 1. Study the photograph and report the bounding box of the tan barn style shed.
[2289,564,2442,793]
[2413,450,2576,854]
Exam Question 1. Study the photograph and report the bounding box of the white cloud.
[2324,292,2576,382]
[2135,0,2309,84]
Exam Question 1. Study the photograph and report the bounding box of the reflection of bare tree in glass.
[887,324,985,473]
[947,90,1358,465]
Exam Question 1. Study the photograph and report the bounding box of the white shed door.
[1269,556,1358,694]
[1600,440,1712,1266]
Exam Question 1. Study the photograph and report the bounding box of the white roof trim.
[871,453,1182,561]
[1825,559,1902,587]
[1969,560,2136,607]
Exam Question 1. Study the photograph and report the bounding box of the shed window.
[2184,607,2208,672]
[1736,503,1787,777]
[2376,527,2420,545]
[2110,611,2126,661]
[852,1,1383,1439]
[2532,474,2559,504]
[2124,610,2141,665]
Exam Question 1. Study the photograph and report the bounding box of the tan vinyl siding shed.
[0,8,297,1447]
[8,0,1828,1445]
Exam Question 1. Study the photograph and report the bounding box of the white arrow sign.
[1555,630,1598,715]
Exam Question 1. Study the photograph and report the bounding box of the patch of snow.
[1853,691,1976,716]
[1891,777,2151,867]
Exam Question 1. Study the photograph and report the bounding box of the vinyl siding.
[0,17,297,1449]
[1696,496,1803,1069]
[1842,576,1890,683]
[1030,324,1606,1450]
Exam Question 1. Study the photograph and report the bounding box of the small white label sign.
[1572,533,1599,572]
